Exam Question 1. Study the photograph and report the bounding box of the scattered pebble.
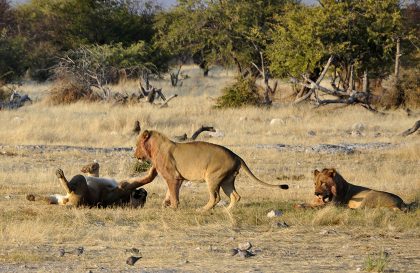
[126,256,141,266]
[4,195,11,200]
[272,221,289,228]
[216,200,228,207]
[307,130,316,137]
[59,248,65,257]
[238,242,252,251]
[267,210,283,218]
[270,118,284,126]
[76,247,84,256]
[126,247,140,254]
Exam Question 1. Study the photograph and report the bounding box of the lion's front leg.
[162,189,171,207]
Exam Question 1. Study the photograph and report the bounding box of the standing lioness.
[134,130,288,211]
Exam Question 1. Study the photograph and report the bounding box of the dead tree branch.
[401,120,420,136]
[173,126,216,142]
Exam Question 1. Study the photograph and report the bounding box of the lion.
[312,168,415,211]
[27,162,157,208]
[134,130,289,211]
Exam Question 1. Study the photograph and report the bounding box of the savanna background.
[1,0,419,272]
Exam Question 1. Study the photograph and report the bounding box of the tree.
[268,0,403,93]
[155,0,296,76]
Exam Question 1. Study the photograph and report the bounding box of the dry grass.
[0,66,419,272]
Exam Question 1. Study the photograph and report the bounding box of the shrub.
[215,77,260,108]
[47,78,100,105]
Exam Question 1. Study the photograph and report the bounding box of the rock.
[238,242,252,251]
[59,248,65,257]
[216,200,228,207]
[237,249,255,258]
[267,210,282,218]
[126,256,141,266]
[352,123,365,131]
[76,246,84,256]
[307,130,316,137]
[239,116,248,121]
[4,195,11,199]
[319,229,338,235]
[230,248,239,256]
[269,118,284,126]
[125,247,140,254]
[272,221,289,228]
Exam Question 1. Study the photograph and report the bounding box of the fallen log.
[401,120,420,136]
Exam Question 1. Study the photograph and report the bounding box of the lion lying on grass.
[309,168,415,211]
[134,130,289,211]
[27,162,157,208]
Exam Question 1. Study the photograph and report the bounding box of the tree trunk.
[395,38,401,80]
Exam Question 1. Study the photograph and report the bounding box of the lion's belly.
[347,191,370,209]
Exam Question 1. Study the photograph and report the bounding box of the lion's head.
[313,168,338,203]
[134,130,152,161]
[130,188,148,208]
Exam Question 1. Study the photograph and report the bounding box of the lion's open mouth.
[316,193,332,203]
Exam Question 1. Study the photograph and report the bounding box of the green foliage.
[216,77,260,108]
[155,0,296,74]
[0,33,27,82]
[268,0,403,83]
[364,250,389,272]
[131,160,152,175]
[14,0,160,81]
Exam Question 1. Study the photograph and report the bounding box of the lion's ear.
[141,130,151,141]
[326,169,336,177]
[313,169,320,176]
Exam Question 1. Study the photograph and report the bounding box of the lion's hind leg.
[220,176,241,211]
[198,183,221,212]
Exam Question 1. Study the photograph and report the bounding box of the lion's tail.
[402,201,418,212]
[239,158,289,189]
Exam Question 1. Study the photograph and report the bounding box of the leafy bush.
[0,33,27,82]
[215,77,260,108]
[131,160,152,175]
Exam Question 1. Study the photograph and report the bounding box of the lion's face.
[134,130,151,161]
[130,188,147,208]
[313,169,337,203]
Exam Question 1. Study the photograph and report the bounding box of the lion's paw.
[56,168,65,179]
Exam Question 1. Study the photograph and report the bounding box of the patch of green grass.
[364,250,390,272]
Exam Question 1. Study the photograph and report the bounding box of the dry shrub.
[399,68,420,109]
[47,79,100,105]
[0,81,10,101]
[373,69,420,109]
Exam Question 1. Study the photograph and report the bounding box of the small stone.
[59,248,65,257]
[267,210,282,218]
[126,247,140,254]
[270,118,284,126]
[237,250,255,258]
[76,247,84,256]
[216,200,228,207]
[238,242,252,251]
[230,248,239,256]
[208,130,224,138]
[307,130,316,137]
[126,256,141,266]
[272,221,289,228]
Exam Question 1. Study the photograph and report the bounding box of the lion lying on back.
[309,168,415,211]
[27,161,157,208]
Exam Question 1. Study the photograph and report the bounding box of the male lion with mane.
[134,130,289,211]
[312,168,415,211]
